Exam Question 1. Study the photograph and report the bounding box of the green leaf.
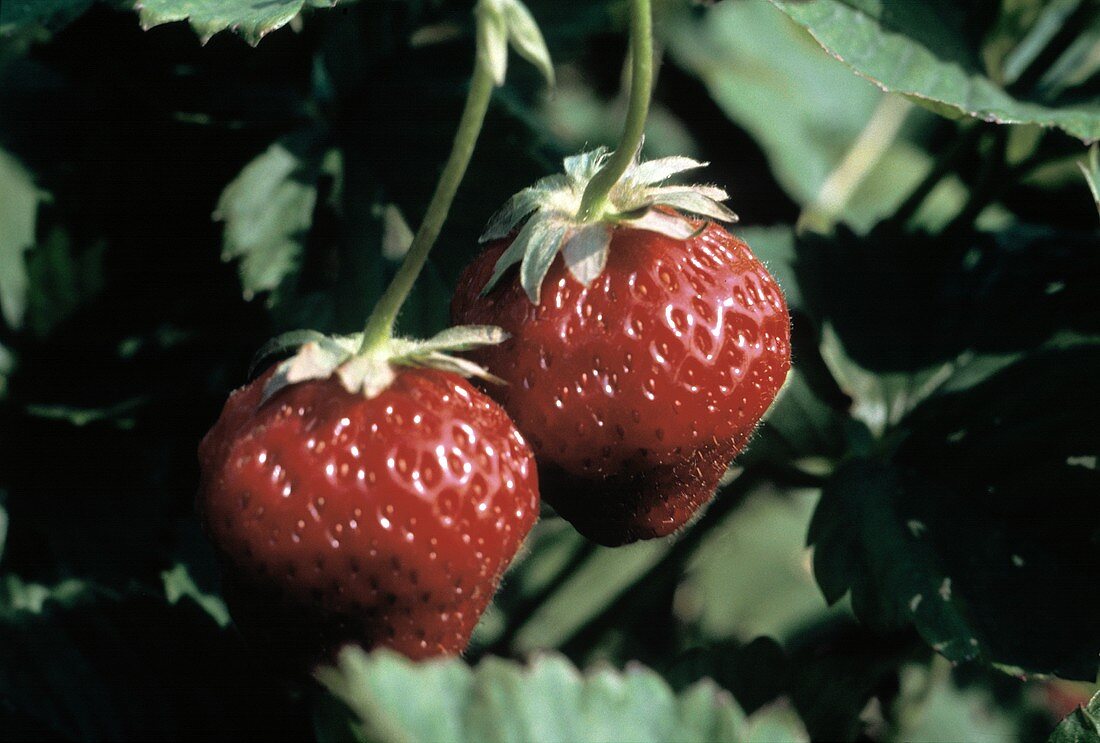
[511,538,670,653]
[0,575,91,619]
[890,663,1024,743]
[24,228,105,339]
[161,563,230,628]
[666,2,964,233]
[1079,144,1100,219]
[1050,690,1100,743]
[215,135,339,302]
[0,0,95,33]
[771,0,1100,143]
[0,494,7,561]
[810,347,1100,679]
[678,486,846,644]
[136,0,337,45]
[0,148,43,329]
[316,648,762,743]
[795,225,1100,408]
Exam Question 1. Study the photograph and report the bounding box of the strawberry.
[451,148,790,545]
[198,347,538,661]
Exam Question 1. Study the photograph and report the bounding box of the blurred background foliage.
[0,0,1098,740]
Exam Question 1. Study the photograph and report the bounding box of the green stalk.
[576,0,653,222]
[358,31,496,352]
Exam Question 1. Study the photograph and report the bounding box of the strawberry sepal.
[479,146,738,302]
[257,325,509,402]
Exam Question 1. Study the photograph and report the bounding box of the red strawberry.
[451,149,790,545]
[198,365,538,661]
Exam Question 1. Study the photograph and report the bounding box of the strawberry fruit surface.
[453,217,790,545]
[198,366,539,661]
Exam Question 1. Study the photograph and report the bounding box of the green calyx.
[254,325,508,401]
[479,146,739,303]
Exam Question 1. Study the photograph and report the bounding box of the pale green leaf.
[667,1,967,232]
[679,487,846,644]
[771,0,1100,142]
[216,138,337,301]
[892,664,1023,743]
[381,204,413,260]
[513,539,669,653]
[0,148,43,329]
[1078,144,1100,219]
[161,564,230,628]
[137,0,338,45]
[316,648,753,743]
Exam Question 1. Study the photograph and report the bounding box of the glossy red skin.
[198,367,538,661]
[452,220,790,545]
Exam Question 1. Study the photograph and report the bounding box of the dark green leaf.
[810,347,1100,679]
[0,586,310,740]
[0,0,95,33]
[796,225,1100,379]
[25,228,105,338]
[771,0,1100,142]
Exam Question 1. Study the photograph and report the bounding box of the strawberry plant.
[1,0,1098,741]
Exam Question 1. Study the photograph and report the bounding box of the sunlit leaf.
[137,0,340,45]
[771,0,1100,142]
[316,648,765,743]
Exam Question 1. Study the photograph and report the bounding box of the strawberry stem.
[359,12,498,353]
[575,0,653,223]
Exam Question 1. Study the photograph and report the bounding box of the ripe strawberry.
[198,363,538,661]
[451,149,790,545]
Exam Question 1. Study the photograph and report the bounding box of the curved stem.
[359,47,496,352]
[576,0,653,222]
